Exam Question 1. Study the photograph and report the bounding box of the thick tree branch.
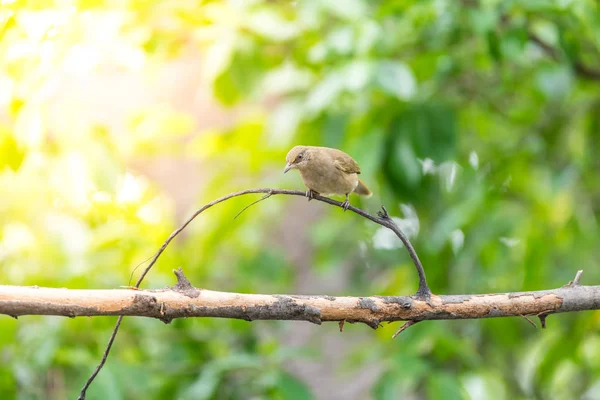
[1,269,597,329]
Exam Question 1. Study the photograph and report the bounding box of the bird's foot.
[341,199,350,211]
[306,189,318,202]
[377,205,390,219]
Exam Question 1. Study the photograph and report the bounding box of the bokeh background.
[1,0,600,399]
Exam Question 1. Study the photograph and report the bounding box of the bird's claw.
[306,189,316,201]
[377,205,390,219]
[341,199,350,211]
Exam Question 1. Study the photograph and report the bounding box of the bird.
[284,145,372,211]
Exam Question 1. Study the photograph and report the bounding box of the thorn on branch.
[392,320,420,339]
[365,320,380,330]
[563,270,583,288]
[173,268,193,289]
[572,270,583,286]
[520,314,537,328]
[355,319,379,330]
[538,313,548,329]
[306,312,322,325]
[339,320,345,332]
[172,268,202,298]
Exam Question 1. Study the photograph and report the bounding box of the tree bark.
[1,269,596,330]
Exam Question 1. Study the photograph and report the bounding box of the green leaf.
[245,10,299,41]
[305,73,344,114]
[383,103,457,194]
[204,33,236,82]
[323,113,348,149]
[375,61,417,100]
[182,365,220,400]
[277,372,314,400]
[86,367,123,400]
[372,371,403,400]
[487,31,502,62]
[427,373,467,400]
[343,60,374,92]
[323,0,368,21]
[536,66,573,99]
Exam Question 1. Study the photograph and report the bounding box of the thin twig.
[529,32,600,81]
[77,316,124,400]
[392,320,420,338]
[127,254,155,286]
[78,188,429,399]
[234,191,273,219]
[520,314,537,328]
[377,206,430,298]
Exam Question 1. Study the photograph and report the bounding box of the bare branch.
[76,316,123,400]
[529,32,600,81]
[132,189,429,295]
[76,188,430,398]
[233,190,273,219]
[2,269,598,326]
[377,205,429,298]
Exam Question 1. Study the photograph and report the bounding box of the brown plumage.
[284,145,372,211]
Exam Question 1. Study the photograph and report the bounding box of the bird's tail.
[354,179,372,197]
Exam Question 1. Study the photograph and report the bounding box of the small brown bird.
[284,145,372,210]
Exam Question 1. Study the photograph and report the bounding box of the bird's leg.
[341,194,350,211]
[306,189,318,201]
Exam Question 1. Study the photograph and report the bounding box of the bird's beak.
[283,162,293,174]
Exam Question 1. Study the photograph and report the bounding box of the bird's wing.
[333,154,361,174]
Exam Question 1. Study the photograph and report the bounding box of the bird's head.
[284,146,311,173]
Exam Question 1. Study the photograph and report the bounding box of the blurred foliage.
[1,0,600,399]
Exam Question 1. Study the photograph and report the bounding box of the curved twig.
[376,205,429,298]
[78,188,429,399]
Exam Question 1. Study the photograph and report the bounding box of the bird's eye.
[297,153,303,160]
